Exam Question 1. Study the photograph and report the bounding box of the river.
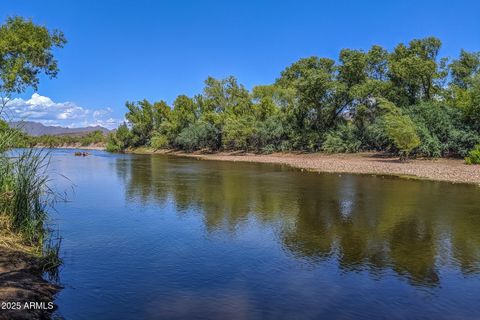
[48,149,480,319]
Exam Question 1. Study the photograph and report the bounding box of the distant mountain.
[9,121,110,137]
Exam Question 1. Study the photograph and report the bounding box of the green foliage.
[449,129,480,157]
[465,145,480,164]
[175,121,219,151]
[411,123,442,157]
[388,37,445,105]
[0,144,61,270]
[0,16,66,95]
[322,124,361,153]
[256,114,288,152]
[23,130,107,149]
[105,139,121,153]
[150,133,169,150]
[80,131,105,146]
[125,100,169,147]
[106,123,131,152]
[0,120,30,150]
[383,113,420,159]
[457,75,480,131]
[0,16,63,271]
[8,150,50,243]
[362,117,392,151]
[450,50,480,89]
[102,37,479,160]
[222,115,255,150]
[404,102,479,157]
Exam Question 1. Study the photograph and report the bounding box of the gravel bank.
[134,149,480,185]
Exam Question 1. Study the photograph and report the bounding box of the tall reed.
[0,123,62,272]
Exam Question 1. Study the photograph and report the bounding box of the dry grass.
[0,214,39,255]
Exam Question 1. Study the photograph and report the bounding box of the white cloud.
[4,93,121,129]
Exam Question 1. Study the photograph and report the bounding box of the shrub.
[106,123,132,152]
[465,145,480,164]
[449,129,480,157]
[175,121,219,151]
[80,130,105,146]
[405,103,479,157]
[383,113,420,160]
[322,124,361,153]
[222,115,255,150]
[261,144,276,154]
[255,115,287,151]
[362,118,391,151]
[150,133,169,150]
[105,139,121,152]
[413,123,442,157]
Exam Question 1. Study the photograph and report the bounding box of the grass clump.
[465,145,480,165]
[0,126,62,272]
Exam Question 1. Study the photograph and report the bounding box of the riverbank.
[130,148,480,185]
[33,142,105,150]
[0,224,60,320]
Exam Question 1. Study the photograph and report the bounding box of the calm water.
[47,149,480,319]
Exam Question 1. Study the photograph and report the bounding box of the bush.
[105,140,121,152]
[362,118,391,151]
[255,115,287,151]
[80,130,105,146]
[150,134,169,150]
[106,123,132,152]
[405,103,479,157]
[222,113,287,152]
[413,123,442,157]
[383,113,420,160]
[322,124,361,153]
[449,129,480,157]
[175,121,219,151]
[261,145,276,154]
[222,115,255,150]
[465,145,480,164]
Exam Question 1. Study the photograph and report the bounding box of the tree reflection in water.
[115,154,480,288]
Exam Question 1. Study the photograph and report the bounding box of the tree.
[450,50,480,89]
[175,120,219,151]
[388,37,445,106]
[106,123,132,152]
[275,57,350,149]
[125,99,169,146]
[162,95,198,139]
[457,74,480,131]
[0,16,66,111]
[109,37,479,159]
[203,76,251,114]
[383,113,420,160]
[0,16,66,267]
[447,51,480,132]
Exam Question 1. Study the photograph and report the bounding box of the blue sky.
[1,0,479,128]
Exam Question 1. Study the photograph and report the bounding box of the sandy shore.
[131,148,480,185]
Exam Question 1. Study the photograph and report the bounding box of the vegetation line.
[102,37,480,164]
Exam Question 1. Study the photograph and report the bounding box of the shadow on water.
[114,154,480,289]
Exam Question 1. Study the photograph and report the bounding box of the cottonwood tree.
[0,16,66,114]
